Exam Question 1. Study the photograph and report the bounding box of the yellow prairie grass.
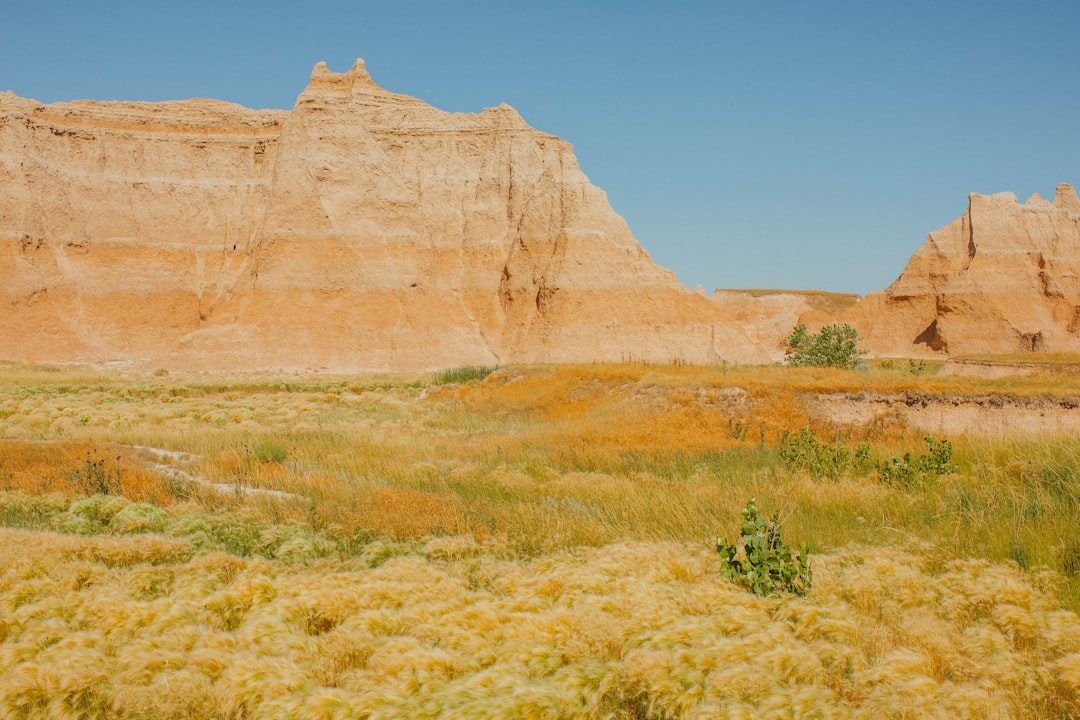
[0,528,1077,718]
[2,361,1080,715]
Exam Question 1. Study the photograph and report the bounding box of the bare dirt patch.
[941,356,1080,379]
[809,392,1080,437]
[126,444,299,500]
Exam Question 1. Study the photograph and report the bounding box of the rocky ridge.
[1,60,768,371]
[839,184,1080,357]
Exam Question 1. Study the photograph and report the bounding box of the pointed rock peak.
[309,58,376,84]
[348,58,374,83]
[1026,192,1051,207]
[304,58,382,98]
[1053,183,1080,212]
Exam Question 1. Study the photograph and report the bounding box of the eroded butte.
[1,60,768,371]
[840,184,1080,357]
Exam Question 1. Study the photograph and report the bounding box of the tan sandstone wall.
[1,60,768,370]
[840,184,1080,357]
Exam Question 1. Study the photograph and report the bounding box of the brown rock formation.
[840,184,1080,357]
[1,60,767,370]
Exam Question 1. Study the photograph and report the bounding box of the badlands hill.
[839,184,1080,357]
[0,60,768,371]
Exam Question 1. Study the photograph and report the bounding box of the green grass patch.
[432,365,499,385]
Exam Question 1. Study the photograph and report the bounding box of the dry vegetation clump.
[1,361,1080,715]
[0,440,173,504]
[0,530,1076,718]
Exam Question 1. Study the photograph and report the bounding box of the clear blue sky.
[3,1,1077,294]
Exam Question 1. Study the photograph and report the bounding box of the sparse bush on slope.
[877,435,956,486]
[786,323,866,368]
[778,426,871,480]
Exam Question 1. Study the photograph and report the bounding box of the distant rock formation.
[709,289,860,355]
[840,184,1080,357]
[0,60,768,371]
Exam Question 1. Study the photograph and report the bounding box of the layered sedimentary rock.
[1,60,766,371]
[840,184,1080,356]
[709,289,860,355]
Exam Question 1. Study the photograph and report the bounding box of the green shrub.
[717,498,811,596]
[54,495,131,534]
[877,436,956,487]
[166,512,262,556]
[879,358,928,375]
[778,426,871,480]
[785,323,866,369]
[256,524,338,563]
[0,492,69,530]
[110,503,171,534]
[433,365,499,385]
[54,513,104,536]
[252,440,289,464]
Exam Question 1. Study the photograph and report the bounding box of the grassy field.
[0,360,1078,718]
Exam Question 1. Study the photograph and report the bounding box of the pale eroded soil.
[810,392,1080,437]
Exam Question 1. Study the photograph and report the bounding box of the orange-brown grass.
[315,487,467,540]
[4,362,1080,577]
[431,364,923,468]
[728,361,1080,399]
[0,440,174,505]
[431,364,811,454]
[0,528,1076,719]
[436,363,1080,455]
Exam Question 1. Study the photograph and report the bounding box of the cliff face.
[1,60,766,370]
[841,184,1080,357]
[0,91,285,364]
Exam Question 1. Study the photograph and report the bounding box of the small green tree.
[716,498,812,597]
[786,323,866,369]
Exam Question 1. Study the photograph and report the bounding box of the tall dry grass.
[2,362,1080,581]
[0,440,173,504]
[0,528,1076,718]
[2,360,1080,715]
